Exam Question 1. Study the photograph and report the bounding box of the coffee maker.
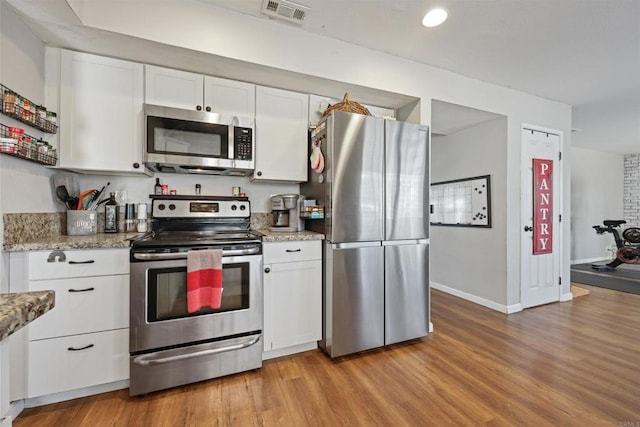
[269,194,305,232]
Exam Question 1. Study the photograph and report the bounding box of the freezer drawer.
[384,242,429,345]
[321,242,384,358]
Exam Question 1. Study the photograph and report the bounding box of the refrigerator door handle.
[382,239,429,246]
[332,241,382,249]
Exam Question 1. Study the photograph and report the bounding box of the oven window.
[147,263,249,322]
[147,116,228,158]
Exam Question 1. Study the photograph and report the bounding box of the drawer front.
[28,328,129,398]
[263,240,321,264]
[28,275,129,340]
[28,248,130,280]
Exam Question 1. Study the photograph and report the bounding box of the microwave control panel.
[234,127,253,161]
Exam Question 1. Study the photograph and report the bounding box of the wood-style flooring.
[14,285,640,426]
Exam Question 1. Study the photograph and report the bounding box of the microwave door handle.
[133,247,261,260]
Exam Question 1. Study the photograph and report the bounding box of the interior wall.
[570,147,624,263]
[431,117,508,305]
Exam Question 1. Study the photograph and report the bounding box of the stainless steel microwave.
[143,104,254,176]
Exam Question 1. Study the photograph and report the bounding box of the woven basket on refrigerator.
[322,93,370,117]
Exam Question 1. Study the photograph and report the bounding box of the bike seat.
[603,220,626,227]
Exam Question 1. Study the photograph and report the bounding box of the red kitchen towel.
[187,249,223,313]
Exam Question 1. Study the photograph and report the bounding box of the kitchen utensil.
[77,189,97,210]
[55,185,71,205]
[86,181,110,210]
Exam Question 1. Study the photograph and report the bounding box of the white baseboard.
[560,292,573,302]
[431,281,522,314]
[571,257,610,265]
[262,341,318,360]
[23,380,129,408]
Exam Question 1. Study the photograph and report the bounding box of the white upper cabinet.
[254,86,309,182]
[308,93,396,127]
[145,65,255,124]
[58,50,146,174]
[144,65,203,111]
[203,76,256,120]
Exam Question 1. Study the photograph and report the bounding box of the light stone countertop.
[0,291,55,340]
[3,230,324,252]
[2,232,145,252]
[257,229,325,242]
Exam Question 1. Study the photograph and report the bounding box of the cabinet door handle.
[257,171,262,176]
[196,105,202,111]
[264,267,270,273]
[205,106,211,112]
[68,260,95,265]
[67,344,94,351]
[286,249,301,253]
[133,162,140,169]
[68,287,95,293]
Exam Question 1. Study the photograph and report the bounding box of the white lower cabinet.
[263,241,322,357]
[9,248,130,400]
[28,329,129,398]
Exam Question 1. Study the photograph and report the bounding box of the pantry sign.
[532,158,553,255]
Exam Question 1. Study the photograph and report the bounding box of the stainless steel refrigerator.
[302,110,429,358]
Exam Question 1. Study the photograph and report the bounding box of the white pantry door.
[521,126,562,308]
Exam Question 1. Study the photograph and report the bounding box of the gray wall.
[431,117,508,305]
[570,147,624,263]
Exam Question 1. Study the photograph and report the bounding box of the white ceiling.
[5,0,640,154]
[201,0,640,154]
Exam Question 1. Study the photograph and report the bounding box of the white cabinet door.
[28,275,129,340]
[59,50,145,174]
[254,86,309,182]
[204,76,255,122]
[263,259,322,351]
[144,65,204,111]
[28,328,129,398]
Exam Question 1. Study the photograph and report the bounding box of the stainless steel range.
[129,195,263,396]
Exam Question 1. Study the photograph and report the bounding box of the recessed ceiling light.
[422,8,448,27]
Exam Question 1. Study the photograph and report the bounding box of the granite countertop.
[3,229,323,252]
[3,232,144,252]
[0,291,55,340]
[257,229,325,242]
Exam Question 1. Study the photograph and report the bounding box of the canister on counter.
[161,184,169,195]
[232,186,241,197]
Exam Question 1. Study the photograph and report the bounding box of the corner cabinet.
[144,65,255,125]
[58,50,147,174]
[263,240,322,359]
[254,87,309,182]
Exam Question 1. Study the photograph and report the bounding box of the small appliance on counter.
[269,194,305,232]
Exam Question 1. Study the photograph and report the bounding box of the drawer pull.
[68,260,95,265]
[67,344,94,351]
[285,249,302,253]
[68,287,95,293]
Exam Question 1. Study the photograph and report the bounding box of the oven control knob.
[158,204,166,210]
[231,205,237,211]
[169,204,176,210]
[240,205,246,211]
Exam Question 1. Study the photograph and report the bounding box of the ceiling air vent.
[261,0,310,24]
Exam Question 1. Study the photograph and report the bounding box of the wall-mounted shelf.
[0,123,57,166]
[1,84,58,134]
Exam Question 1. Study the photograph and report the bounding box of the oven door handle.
[133,247,261,260]
[132,335,261,366]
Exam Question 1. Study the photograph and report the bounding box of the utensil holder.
[66,210,97,235]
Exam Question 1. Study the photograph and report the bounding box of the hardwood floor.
[14,285,640,426]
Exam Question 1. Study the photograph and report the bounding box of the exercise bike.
[591,220,640,271]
